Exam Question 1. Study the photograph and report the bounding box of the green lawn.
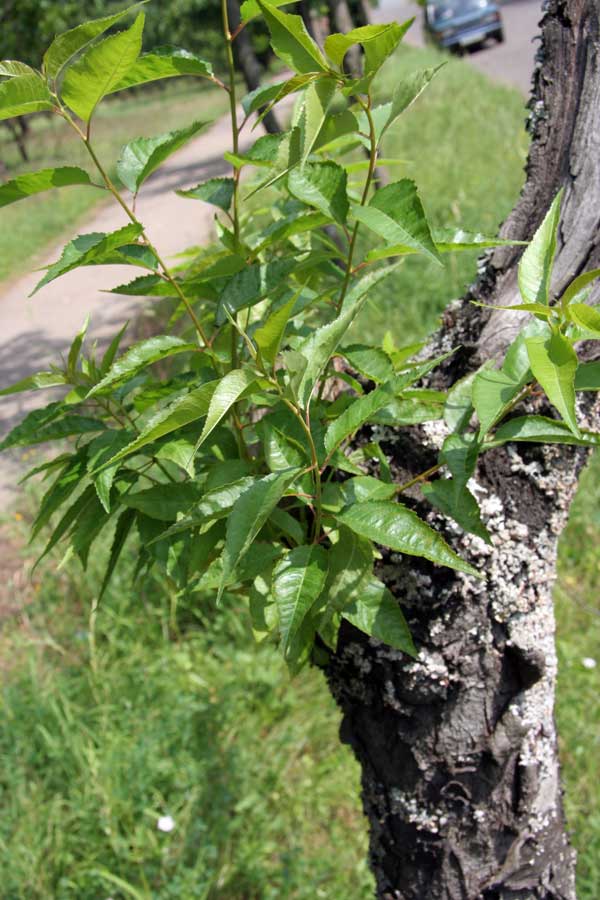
[0,80,230,285]
[0,43,598,900]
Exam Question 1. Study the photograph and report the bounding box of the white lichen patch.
[389,788,448,834]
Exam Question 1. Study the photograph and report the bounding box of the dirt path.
[0,110,262,506]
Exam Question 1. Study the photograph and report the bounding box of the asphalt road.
[373,0,544,96]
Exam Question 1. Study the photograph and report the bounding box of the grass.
[555,452,600,897]
[0,42,598,900]
[0,517,373,900]
[0,80,230,285]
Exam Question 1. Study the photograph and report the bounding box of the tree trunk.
[226,0,281,135]
[349,0,371,28]
[327,1,600,897]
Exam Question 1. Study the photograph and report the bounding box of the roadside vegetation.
[0,38,597,900]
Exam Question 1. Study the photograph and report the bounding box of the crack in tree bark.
[325,2,600,897]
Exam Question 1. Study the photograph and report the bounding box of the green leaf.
[256,0,328,74]
[88,335,197,397]
[32,224,144,294]
[43,2,146,80]
[219,468,300,599]
[30,452,87,541]
[0,371,67,396]
[567,302,600,335]
[295,264,400,408]
[489,415,600,448]
[108,47,213,93]
[241,0,300,22]
[440,433,479,488]
[341,344,394,383]
[100,323,129,375]
[342,577,415,654]
[298,77,336,163]
[0,166,97,208]
[0,61,37,78]
[241,80,286,116]
[0,73,53,121]
[560,267,600,306]
[354,180,440,265]
[226,132,286,169]
[195,369,257,451]
[518,189,562,305]
[433,227,527,253]
[575,361,600,391]
[217,259,295,325]
[61,13,145,122]
[122,483,202,521]
[526,331,579,435]
[71,492,111,568]
[273,544,328,654]
[117,120,208,194]
[254,296,296,368]
[98,380,218,469]
[288,161,348,225]
[422,480,491,543]
[86,430,133,513]
[176,176,234,211]
[99,507,136,599]
[150,476,257,541]
[336,500,479,577]
[256,407,310,473]
[472,368,522,436]
[325,21,411,77]
[324,380,397,455]
[0,403,105,452]
[380,64,444,137]
[323,526,373,611]
[322,476,396,511]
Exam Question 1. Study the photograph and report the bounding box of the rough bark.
[327,2,600,898]
[227,0,281,135]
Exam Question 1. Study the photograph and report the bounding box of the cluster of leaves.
[1,2,600,670]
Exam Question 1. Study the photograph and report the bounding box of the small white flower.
[581,657,597,670]
[157,815,176,833]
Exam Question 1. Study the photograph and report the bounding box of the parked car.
[423,0,504,52]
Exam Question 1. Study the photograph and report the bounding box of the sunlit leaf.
[219,468,301,599]
[526,331,579,435]
[177,176,234,210]
[518,189,562,305]
[0,166,98,208]
[61,13,145,122]
[117,120,208,194]
[273,544,328,654]
[336,500,479,576]
[0,73,53,121]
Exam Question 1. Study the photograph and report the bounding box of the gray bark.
[326,1,600,897]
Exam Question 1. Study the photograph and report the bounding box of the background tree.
[327,1,599,897]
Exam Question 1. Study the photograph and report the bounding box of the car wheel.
[495,28,505,43]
